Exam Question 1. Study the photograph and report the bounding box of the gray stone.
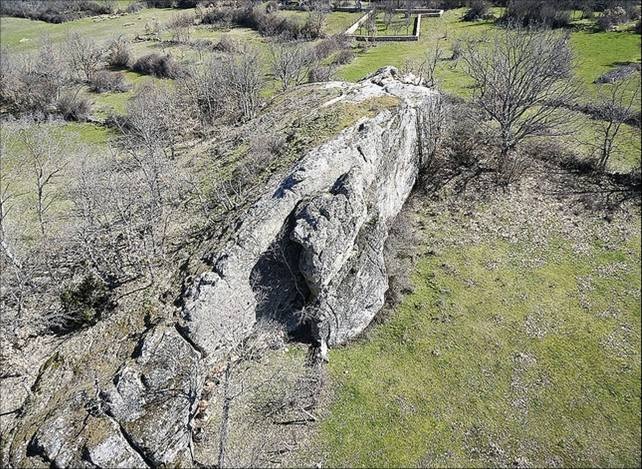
[181,66,436,359]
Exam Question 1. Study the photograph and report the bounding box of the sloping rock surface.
[182,66,436,359]
[3,67,437,467]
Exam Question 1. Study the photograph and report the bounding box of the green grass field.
[353,12,417,37]
[322,188,641,467]
[0,7,182,52]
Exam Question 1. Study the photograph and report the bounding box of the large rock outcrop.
[2,67,438,467]
[181,67,437,360]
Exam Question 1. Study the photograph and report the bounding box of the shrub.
[308,65,334,82]
[175,0,200,7]
[57,93,92,121]
[635,18,642,33]
[525,140,597,174]
[503,0,571,28]
[0,0,115,23]
[53,274,113,335]
[63,32,103,82]
[596,6,628,31]
[132,53,184,78]
[582,7,595,19]
[332,48,354,65]
[594,63,640,84]
[180,50,264,123]
[462,0,490,21]
[126,1,145,13]
[89,70,131,93]
[301,11,326,39]
[0,40,68,116]
[167,12,195,43]
[266,0,280,13]
[451,38,462,60]
[214,34,240,53]
[313,35,347,60]
[107,36,132,68]
[213,5,325,39]
[201,7,233,25]
[145,0,173,7]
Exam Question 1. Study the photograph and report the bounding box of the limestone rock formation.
[2,67,437,467]
[181,66,437,361]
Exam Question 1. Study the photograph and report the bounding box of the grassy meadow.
[321,183,641,467]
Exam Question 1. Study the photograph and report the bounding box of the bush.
[332,48,354,65]
[266,0,280,13]
[205,5,325,39]
[180,50,264,123]
[462,0,490,21]
[582,7,595,19]
[596,6,628,31]
[175,0,200,7]
[145,0,173,7]
[126,1,145,13]
[594,63,640,84]
[89,70,131,93]
[1,40,68,116]
[214,34,240,53]
[313,35,348,60]
[635,18,642,33]
[201,7,233,25]
[0,0,115,23]
[57,93,92,121]
[308,65,334,82]
[132,53,184,78]
[53,274,114,335]
[107,36,132,68]
[503,0,571,28]
[525,140,597,174]
[451,39,462,60]
[167,11,195,43]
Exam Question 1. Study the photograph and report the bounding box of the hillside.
[1,1,640,468]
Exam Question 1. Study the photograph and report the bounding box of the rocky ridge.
[2,67,438,468]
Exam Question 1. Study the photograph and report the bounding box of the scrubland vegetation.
[0,0,640,466]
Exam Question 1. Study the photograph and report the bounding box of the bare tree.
[219,49,265,122]
[0,124,106,336]
[118,83,189,159]
[64,32,103,82]
[365,10,377,44]
[404,4,412,34]
[17,127,70,237]
[461,26,579,171]
[167,12,194,44]
[269,42,314,91]
[180,61,225,126]
[589,77,641,172]
[402,41,443,87]
[1,37,69,116]
[417,94,449,170]
[180,50,264,125]
[383,3,394,31]
[304,2,327,38]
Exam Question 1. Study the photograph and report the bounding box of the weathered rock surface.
[182,66,437,359]
[2,67,437,467]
